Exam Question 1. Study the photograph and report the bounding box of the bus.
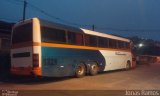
[11,18,133,77]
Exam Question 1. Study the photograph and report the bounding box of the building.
[0,21,14,77]
[0,21,14,53]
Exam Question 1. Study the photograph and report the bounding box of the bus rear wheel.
[89,63,99,76]
[75,63,86,78]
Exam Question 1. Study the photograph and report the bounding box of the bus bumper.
[11,67,42,76]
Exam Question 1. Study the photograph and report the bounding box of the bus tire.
[75,63,86,78]
[89,63,99,76]
[126,61,131,70]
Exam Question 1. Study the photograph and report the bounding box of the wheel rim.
[77,66,84,75]
[91,65,98,72]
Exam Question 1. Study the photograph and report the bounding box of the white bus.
[11,18,133,77]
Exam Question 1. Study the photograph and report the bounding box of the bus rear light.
[132,57,136,61]
[33,54,39,68]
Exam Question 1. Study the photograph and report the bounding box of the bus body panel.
[41,46,131,77]
[100,50,132,71]
[33,46,42,67]
[41,47,106,77]
[11,47,33,75]
[11,46,42,76]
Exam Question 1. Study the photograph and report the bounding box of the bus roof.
[81,28,130,42]
[17,18,130,42]
[37,18,130,42]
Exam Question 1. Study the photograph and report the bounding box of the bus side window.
[41,27,66,43]
[118,41,124,49]
[109,39,117,49]
[67,31,84,46]
[76,33,83,45]
[90,36,97,47]
[98,37,108,48]
[85,35,97,47]
[84,35,90,46]
[124,42,130,49]
[68,31,76,44]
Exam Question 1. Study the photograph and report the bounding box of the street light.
[138,43,143,48]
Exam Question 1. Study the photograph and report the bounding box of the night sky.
[1,0,160,41]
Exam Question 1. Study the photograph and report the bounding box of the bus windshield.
[12,22,33,44]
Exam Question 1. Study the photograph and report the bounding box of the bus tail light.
[33,54,39,68]
[132,57,136,61]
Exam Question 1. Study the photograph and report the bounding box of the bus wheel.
[126,61,131,70]
[75,63,86,78]
[89,63,99,76]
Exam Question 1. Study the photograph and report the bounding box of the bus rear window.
[12,23,33,44]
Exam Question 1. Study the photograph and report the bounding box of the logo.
[2,90,18,96]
